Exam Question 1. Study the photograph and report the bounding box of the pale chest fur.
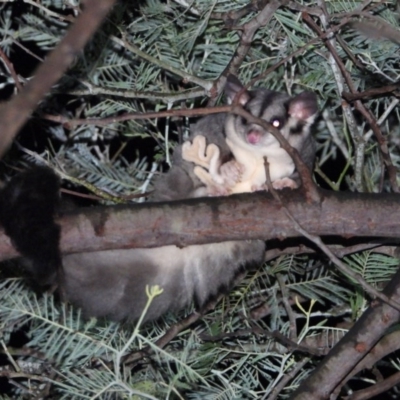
[225,136,294,193]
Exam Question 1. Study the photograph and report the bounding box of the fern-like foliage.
[0,0,399,398]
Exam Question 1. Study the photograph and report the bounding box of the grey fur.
[62,77,318,322]
[63,241,264,321]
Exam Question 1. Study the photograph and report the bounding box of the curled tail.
[0,166,61,286]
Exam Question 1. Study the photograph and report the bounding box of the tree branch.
[290,265,400,399]
[1,189,400,261]
[334,330,400,397]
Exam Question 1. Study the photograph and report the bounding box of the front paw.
[182,136,208,168]
[219,160,244,187]
[272,178,299,190]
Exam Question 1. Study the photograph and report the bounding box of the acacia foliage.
[0,1,400,399]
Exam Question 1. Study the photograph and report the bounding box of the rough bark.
[1,188,399,261]
[290,266,400,400]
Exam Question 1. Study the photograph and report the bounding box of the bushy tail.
[0,166,61,286]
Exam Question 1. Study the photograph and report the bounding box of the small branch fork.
[302,8,399,193]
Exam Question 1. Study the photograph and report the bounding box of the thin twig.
[263,159,400,312]
[232,105,321,203]
[303,8,399,193]
[41,105,231,128]
[264,358,310,400]
[277,273,298,341]
[123,295,222,365]
[0,47,22,92]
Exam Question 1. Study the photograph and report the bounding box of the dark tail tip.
[0,166,62,286]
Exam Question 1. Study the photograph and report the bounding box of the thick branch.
[290,265,400,400]
[333,330,400,397]
[0,189,400,261]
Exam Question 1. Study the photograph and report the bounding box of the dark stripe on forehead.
[257,91,282,118]
[283,99,290,114]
